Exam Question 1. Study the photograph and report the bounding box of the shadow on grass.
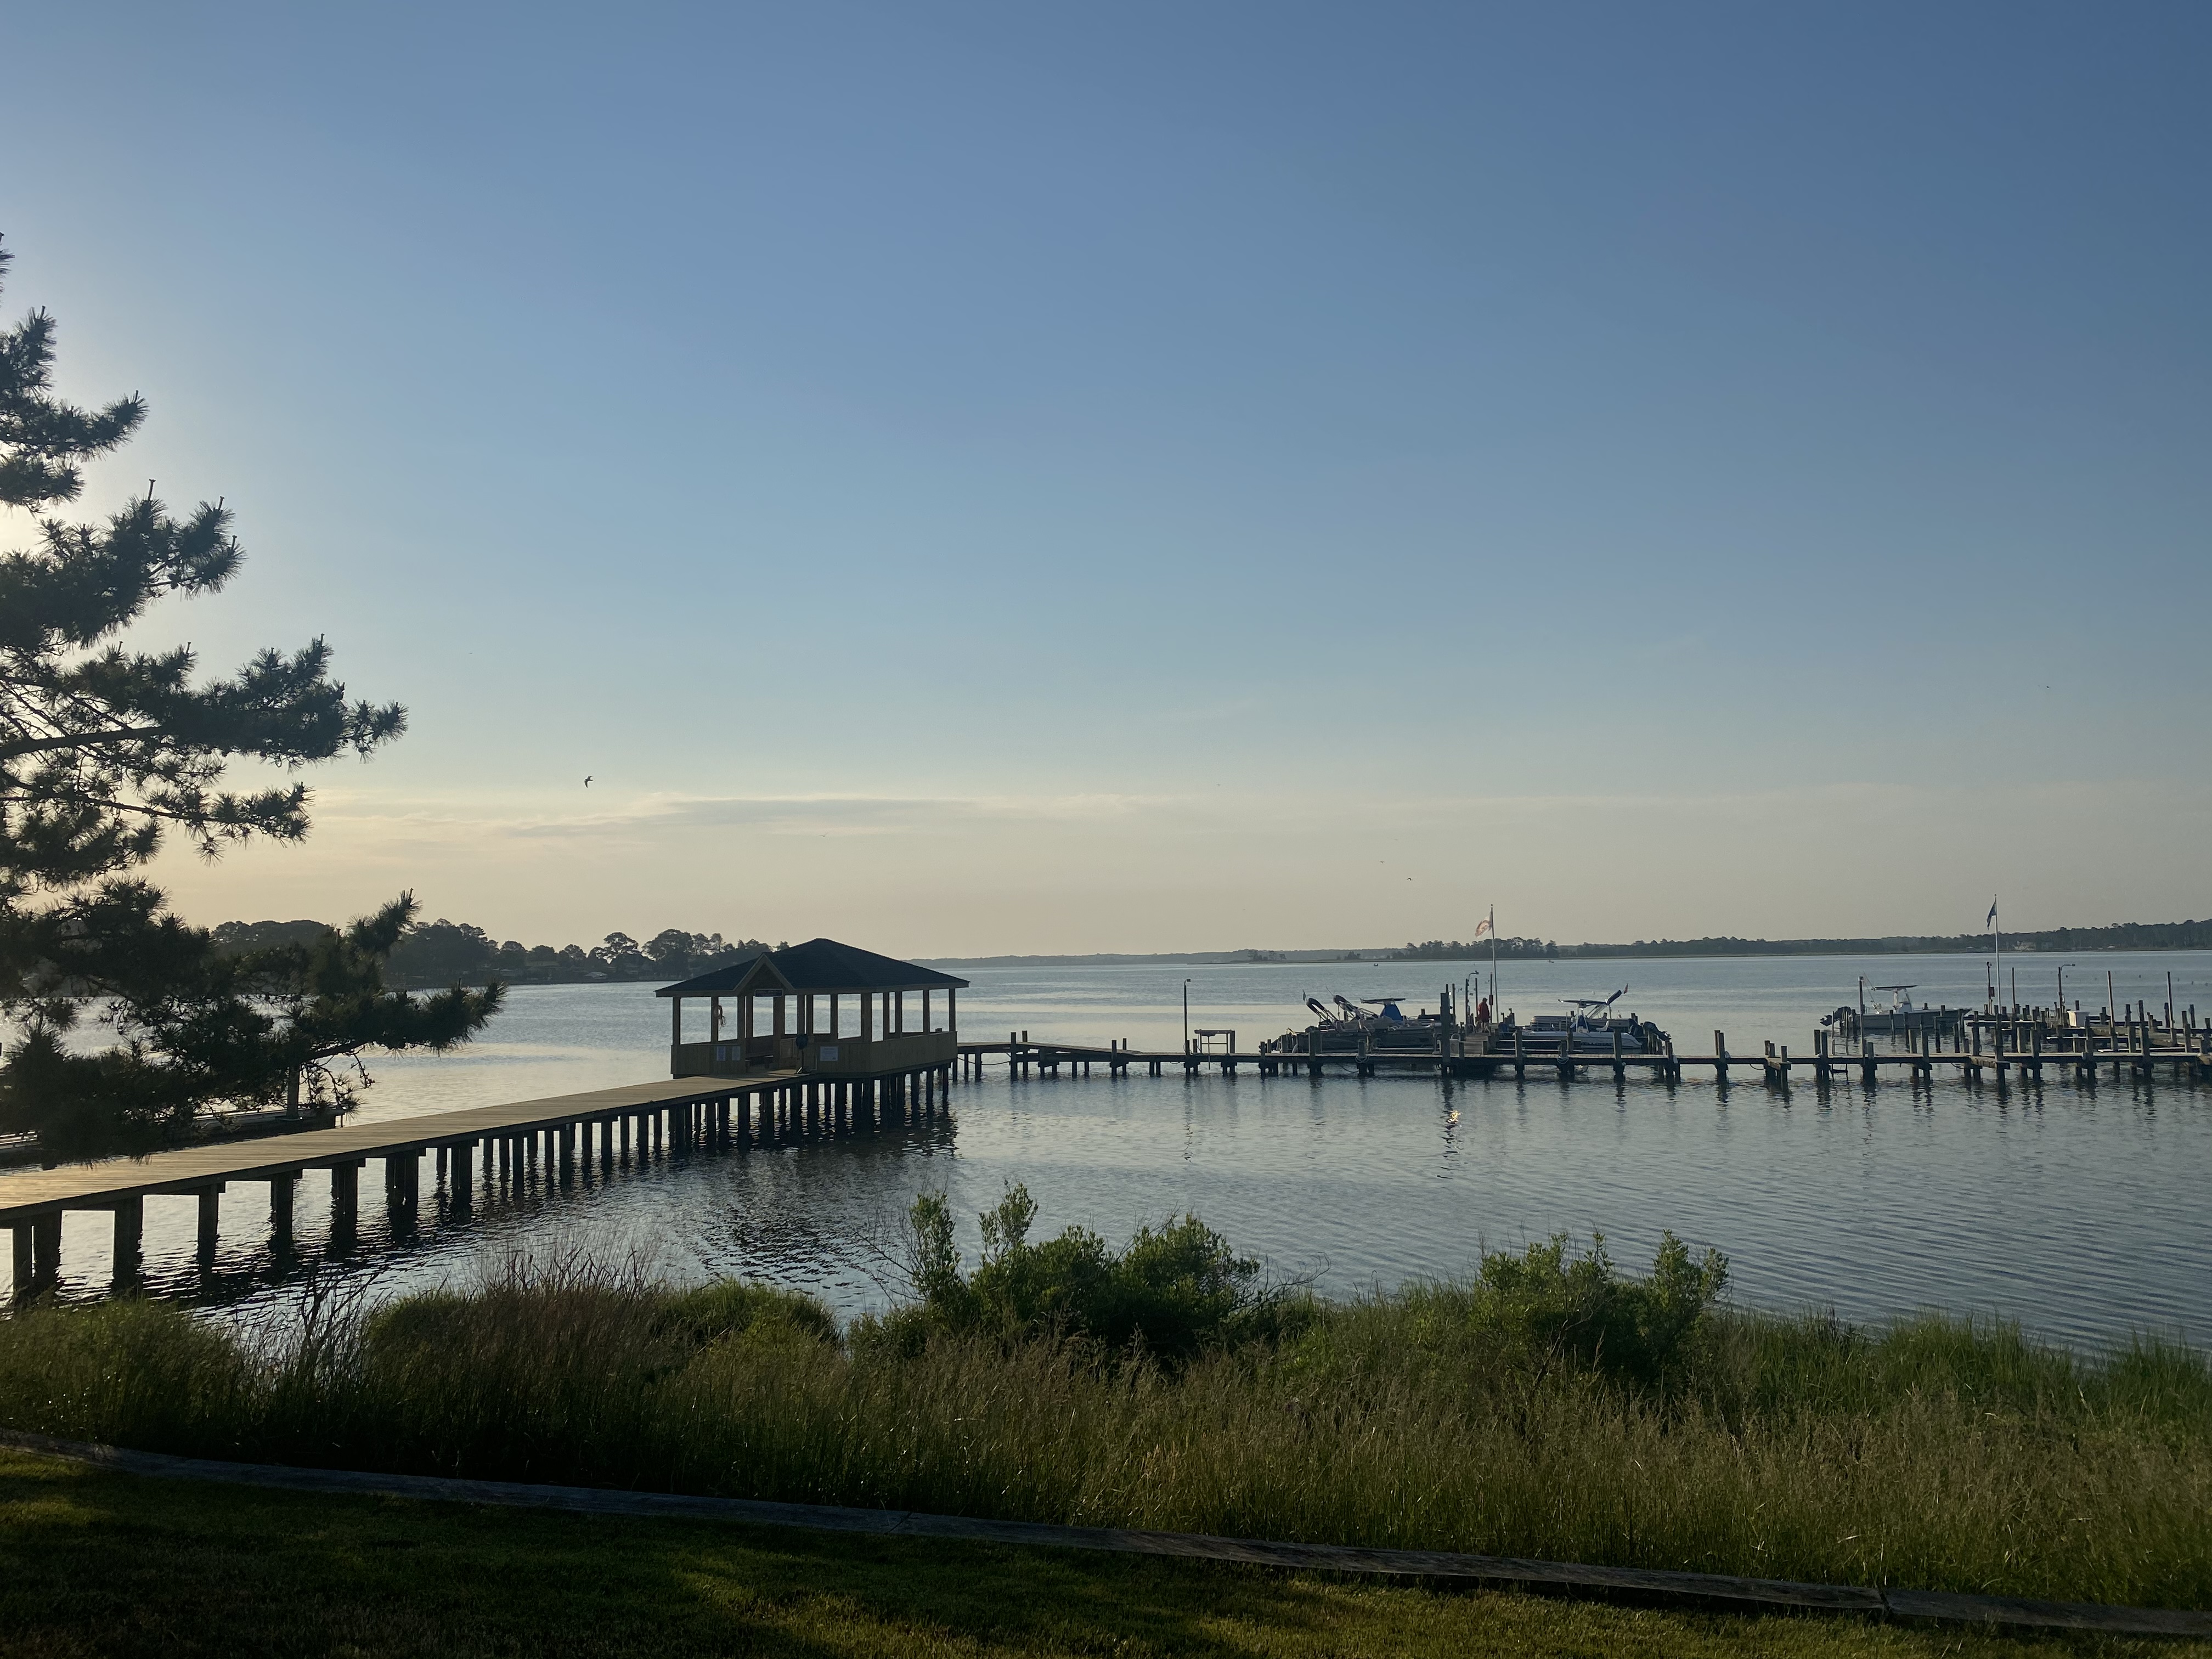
[0,1453,2200,1659]
[0,1451,1346,1659]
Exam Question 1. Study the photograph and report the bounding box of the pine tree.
[0,233,500,1157]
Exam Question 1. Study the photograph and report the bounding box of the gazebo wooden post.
[662,946,966,1104]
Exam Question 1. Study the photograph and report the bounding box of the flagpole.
[1989,896,2001,1012]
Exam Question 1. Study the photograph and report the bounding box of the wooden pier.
[1,940,979,1303]
[961,1017,2212,1088]
[1,1063,951,1301]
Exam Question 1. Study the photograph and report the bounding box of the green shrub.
[905,1184,1273,1361]
[655,1280,837,1349]
[1468,1231,1729,1392]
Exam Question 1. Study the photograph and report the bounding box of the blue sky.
[5,2,2207,952]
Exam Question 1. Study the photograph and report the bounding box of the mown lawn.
[0,1450,2199,1659]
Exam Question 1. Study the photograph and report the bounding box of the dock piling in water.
[196,1185,223,1267]
[112,1195,143,1288]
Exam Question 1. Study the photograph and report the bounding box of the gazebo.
[656,938,967,1084]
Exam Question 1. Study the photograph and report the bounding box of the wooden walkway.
[3,1061,953,1297]
[959,1029,2212,1085]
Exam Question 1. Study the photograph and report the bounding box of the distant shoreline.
[208,916,2210,991]
[922,930,2212,970]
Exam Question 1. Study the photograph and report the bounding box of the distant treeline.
[203,915,2210,992]
[211,919,771,990]
[1396,937,1563,961]
[1393,919,2212,962]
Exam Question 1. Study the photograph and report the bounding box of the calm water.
[20,952,2212,1351]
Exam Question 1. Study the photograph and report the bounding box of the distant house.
[656,937,967,1083]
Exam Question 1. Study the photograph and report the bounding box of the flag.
[1987,899,1999,927]
[1474,917,1494,940]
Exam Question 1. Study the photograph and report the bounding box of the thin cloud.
[468,791,1169,842]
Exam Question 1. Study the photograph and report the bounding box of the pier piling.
[32,1214,60,1292]
[196,1185,223,1267]
[330,1163,359,1246]
[112,1195,143,1288]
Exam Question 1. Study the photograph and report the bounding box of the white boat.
[1826,983,1963,1035]
[1521,988,1665,1053]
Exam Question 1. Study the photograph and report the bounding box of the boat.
[1519,987,1667,1053]
[1278,993,1450,1055]
[1264,984,1668,1066]
[1825,982,1963,1037]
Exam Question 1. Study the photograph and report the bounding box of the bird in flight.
[584,776,593,787]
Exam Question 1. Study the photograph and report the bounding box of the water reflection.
[8,953,2208,1352]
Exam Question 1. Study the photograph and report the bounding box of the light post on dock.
[1183,979,1190,1054]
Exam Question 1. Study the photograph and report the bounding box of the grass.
[0,1203,2205,1615]
[1,1447,2203,1658]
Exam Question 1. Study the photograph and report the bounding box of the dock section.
[2,1063,947,1300]
[960,1015,2212,1086]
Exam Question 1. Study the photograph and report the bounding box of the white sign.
[817,1045,839,1062]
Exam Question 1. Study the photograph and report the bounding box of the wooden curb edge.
[2,1430,2205,1639]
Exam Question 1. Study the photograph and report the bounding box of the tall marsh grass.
[1,1212,2205,1609]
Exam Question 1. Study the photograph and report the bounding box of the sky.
[4,1,2207,955]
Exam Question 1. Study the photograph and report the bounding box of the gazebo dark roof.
[655,938,967,999]
[653,950,775,998]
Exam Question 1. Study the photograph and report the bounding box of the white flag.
[1473,918,1494,940]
